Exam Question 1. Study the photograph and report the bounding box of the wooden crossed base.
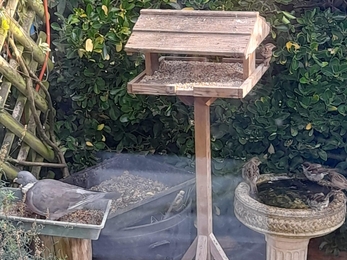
[180,97,229,260]
[182,234,229,260]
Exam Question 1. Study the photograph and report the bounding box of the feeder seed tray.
[0,188,111,240]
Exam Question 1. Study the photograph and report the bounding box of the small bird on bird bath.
[242,157,261,196]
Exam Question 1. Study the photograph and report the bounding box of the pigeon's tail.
[103,191,121,200]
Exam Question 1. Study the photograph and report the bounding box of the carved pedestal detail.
[266,235,308,260]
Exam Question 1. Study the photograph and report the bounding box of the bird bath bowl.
[234,174,346,260]
[0,188,111,240]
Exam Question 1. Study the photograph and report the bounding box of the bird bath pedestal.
[234,174,346,260]
[125,9,271,260]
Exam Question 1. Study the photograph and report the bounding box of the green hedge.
[49,0,347,174]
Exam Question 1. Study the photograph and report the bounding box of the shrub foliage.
[49,0,347,174]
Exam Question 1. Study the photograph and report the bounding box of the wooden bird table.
[125,9,271,260]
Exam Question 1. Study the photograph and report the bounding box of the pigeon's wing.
[26,180,106,219]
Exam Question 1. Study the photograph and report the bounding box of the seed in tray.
[90,171,169,213]
[140,60,244,86]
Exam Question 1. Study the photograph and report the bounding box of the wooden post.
[145,53,159,76]
[194,97,213,237]
[40,235,92,260]
[182,97,228,260]
[243,51,256,80]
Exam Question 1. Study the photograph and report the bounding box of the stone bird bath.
[234,174,346,260]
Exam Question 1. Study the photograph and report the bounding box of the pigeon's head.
[14,171,38,186]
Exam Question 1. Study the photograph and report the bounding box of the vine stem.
[9,38,69,178]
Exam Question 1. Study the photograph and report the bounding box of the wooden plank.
[129,81,245,98]
[209,233,229,260]
[194,97,213,239]
[140,9,259,18]
[244,16,270,58]
[243,51,255,80]
[162,56,208,62]
[195,235,208,260]
[130,82,193,96]
[182,236,198,260]
[205,98,216,106]
[125,32,249,56]
[239,63,268,97]
[127,71,146,93]
[223,57,263,64]
[134,14,255,35]
[194,86,242,98]
[145,53,159,75]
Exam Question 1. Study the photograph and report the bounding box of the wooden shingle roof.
[125,9,271,58]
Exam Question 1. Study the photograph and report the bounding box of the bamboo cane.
[0,110,55,161]
[4,12,54,71]
[0,55,48,112]
[26,0,45,20]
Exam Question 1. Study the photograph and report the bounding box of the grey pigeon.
[14,171,120,220]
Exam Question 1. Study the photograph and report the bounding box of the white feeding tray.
[0,188,111,240]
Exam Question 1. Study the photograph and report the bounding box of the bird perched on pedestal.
[242,157,261,195]
[14,171,120,220]
[327,171,347,190]
[302,162,334,182]
[260,43,276,66]
[306,191,336,210]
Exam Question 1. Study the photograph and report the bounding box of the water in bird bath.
[257,179,332,209]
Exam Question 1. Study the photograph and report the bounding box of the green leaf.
[120,114,128,123]
[318,150,327,161]
[291,127,298,137]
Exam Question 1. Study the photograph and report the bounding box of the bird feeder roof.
[125,9,271,58]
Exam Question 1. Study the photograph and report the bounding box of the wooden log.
[40,235,92,260]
